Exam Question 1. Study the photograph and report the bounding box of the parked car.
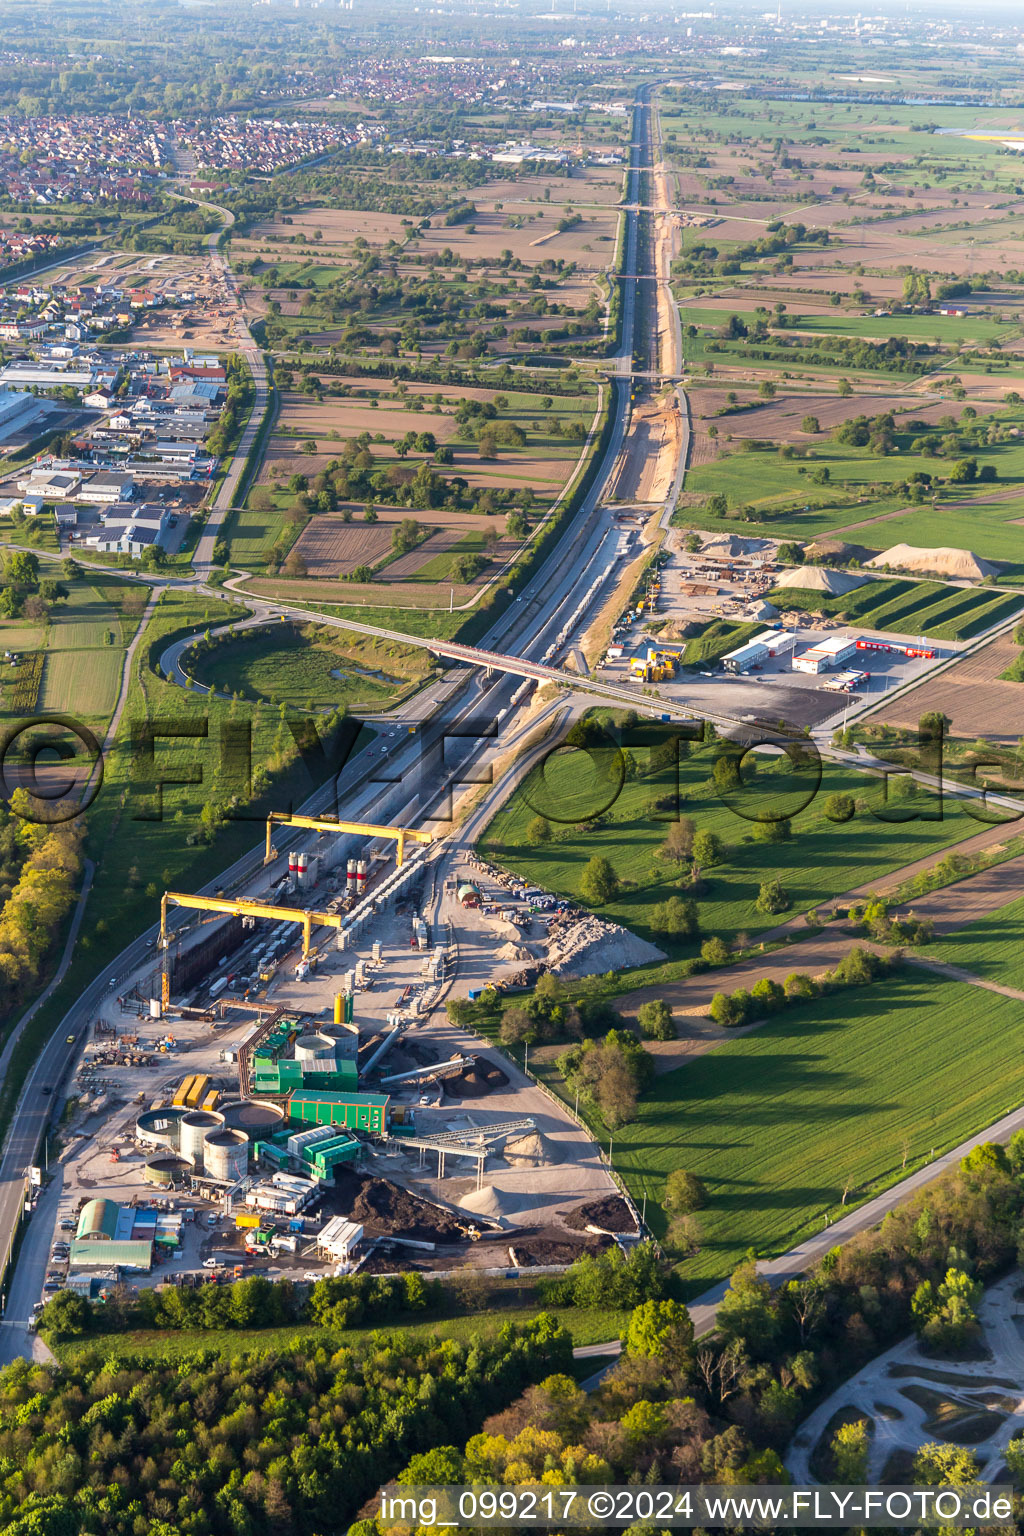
[202,1257,219,1269]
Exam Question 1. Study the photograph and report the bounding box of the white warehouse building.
[792,635,859,674]
[722,629,797,674]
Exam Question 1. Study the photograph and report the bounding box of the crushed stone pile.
[496,940,533,963]
[545,914,666,977]
[443,1055,509,1100]
[866,544,1001,580]
[502,1130,563,1168]
[563,1195,638,1235]
[774,566,872,595]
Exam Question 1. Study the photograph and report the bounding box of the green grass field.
[609,970,1024,1291]
[681,305,1017,348]
[927,891,1024,990]
[52,1301,629,1365]
[769,577,1024,640]
[188,625,411,709]
[481,742,986,955]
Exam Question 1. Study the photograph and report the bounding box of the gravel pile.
[442,1055,510,1099]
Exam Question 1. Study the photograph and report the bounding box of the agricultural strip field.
[927,891,1024,990]
[608,970,1024,1291]
[481,741,990,954]
[768,578,1024,641]
[39,649,121,717]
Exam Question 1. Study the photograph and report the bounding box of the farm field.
[39,648,121,717]
[927,892,1024,988]
[768,577,1024,642]
[681,304,1018,348]
[0,576,144,726]
[868,629,1024,739]
[679,432,1024,573]
[227,378,597,578]
[609,970,1024,1291]
[481,738,986,955]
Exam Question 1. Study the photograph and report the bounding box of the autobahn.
[0,88,658,1346]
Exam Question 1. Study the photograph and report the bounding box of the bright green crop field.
[927,891,1024,990]
[611,970,1024,1292]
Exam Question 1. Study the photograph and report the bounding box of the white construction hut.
[317,1217,364,1264]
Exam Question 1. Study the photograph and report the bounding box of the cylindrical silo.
[356,859,367,895]
[295,1031,335,1068]
[144,1156,191,1186]
[296,853,309,889]
[203,1128,249,1183]
[179,1109,225,1166]
[346,859,357,896]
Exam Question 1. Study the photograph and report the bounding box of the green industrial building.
[286,1090,389,1136]
[252,1015,358,1095]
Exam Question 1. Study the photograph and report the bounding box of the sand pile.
[774,566,872,595]
[459,1185,525,1220]
[563,1195,638,1235]
[546,915,666,978]
[866,544,1001,580]
[443,1055,509,1100]
[502,1130,563,1168]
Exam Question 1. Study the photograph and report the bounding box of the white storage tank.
[203,1128,249,1183]
[295,1032,335,1068]
[179,1109,225,1166]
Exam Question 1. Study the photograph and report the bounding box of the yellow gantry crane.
[161,891,344,961]
[263,811,433,869]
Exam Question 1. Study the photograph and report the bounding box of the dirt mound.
[775,566,872,595]
[443,1055,509,1100]
[502,1130,563,1167]
[660,619,703,640]
[563,1195,638,1234]
[802,538,876,565]
[866,544,1001,580]
[332,1171,465,1242]
[508,1228,613,1265]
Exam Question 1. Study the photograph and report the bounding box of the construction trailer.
[286,1090,390,1136]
